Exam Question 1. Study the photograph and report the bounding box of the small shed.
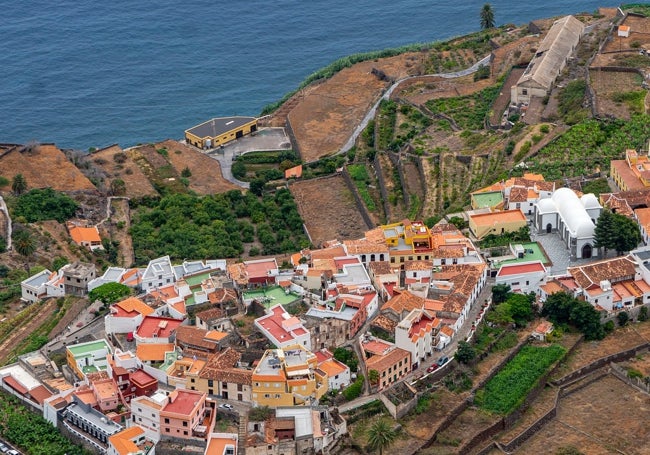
[532,320,554,341]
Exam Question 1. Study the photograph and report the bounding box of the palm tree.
[12,174,27,196]
[13,230,36,270]
[367,418,398,455]
[480,3,495,29]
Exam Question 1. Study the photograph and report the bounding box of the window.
[184,431,188,436]
[208,380,213,387]
[164,418,170,424]
[183,421,188,427]
[264,394,270,398]
[165,428,170,433]
[522,89,528,95]
[152,413,155,418]
[191,378,195,383]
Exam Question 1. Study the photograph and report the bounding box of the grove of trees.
[130,189,309,264]
[13,188,78,223]
[594,209,642,256]
[541,292,605,340]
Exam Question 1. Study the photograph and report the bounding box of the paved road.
[339,54,492,155]
[204,128,292,188]
[338,276,496,413]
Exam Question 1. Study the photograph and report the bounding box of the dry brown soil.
[286,52,423,162]
[0,144,95,192]
[104,198,135,267]
[156,139,237,194]
[590,70,645,119]
[289,175,369,246]
[516,374,650,454]
[90,144,158,198]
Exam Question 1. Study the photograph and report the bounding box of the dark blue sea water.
[1,0,604,150]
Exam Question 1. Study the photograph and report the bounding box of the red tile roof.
[497,262,545,276]
[136,316,183,339]
[162,389,205,416]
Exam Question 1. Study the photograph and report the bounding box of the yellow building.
[185,116,258,149]
[610,149,650,192]
[251,345,328,407]
[468,210,527,240]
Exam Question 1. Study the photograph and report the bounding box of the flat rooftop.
[67,339,111,357]
[186,116,256,139]
[499,242,551,266]
[472,191,504,208]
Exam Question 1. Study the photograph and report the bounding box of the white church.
[534,188,602,259]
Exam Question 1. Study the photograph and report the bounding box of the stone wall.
[340,167,374,229]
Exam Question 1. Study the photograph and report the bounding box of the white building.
[495,261,547,293]
[254,304,311,350]
[141,256,177,292]
[534,188,602,259]
[20,269,65,303]
[395,309,441,369]
[129,392,168,442]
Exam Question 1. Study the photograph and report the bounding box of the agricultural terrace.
[475,344,565,415]
[524,115,650,180]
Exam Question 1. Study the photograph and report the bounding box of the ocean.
[1,0,605,150]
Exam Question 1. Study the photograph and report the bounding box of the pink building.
[160,389,208,440]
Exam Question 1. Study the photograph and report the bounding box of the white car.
[219,403,234,410]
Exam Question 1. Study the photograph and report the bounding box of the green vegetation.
[557,80,588,125]
[488,292,535,328]
[334,347,359,372]
[88,282,132,305]
[11,174,27,196]
[527,116,650,180]
[348,164,377,211]
[480,3,495,29]
[366,417,398,455]
[13,188,78,223]
[343,375,365,401]
[611,91,646,115]
[0,391,91,454]
[541,292,605,340]
[426,84,500,130]
[377,100,398,150]
[455,341,476,364]
[581,178,611,197]
[475,344,565,414]
[478,226,530,248]
[130,189,308,264]
[594,209,642,256]
[622,3,650,17]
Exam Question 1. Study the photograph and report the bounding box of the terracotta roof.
[509,186,529,203]
[404,260,432,271]
[365,346,410,373]
[135,316,183,339]
[368,261,393,275]
[69,225,101,244]
[285,164,303,179]
[382,289,424,315]
[568,255,637,290]
[539,280,564,295]
[440,326,454,337]
[610,160,646,192]
[227,263,248,285]
[135,343,175,362]
[162,389,205,417]
[318,358,348,377]
[371,314,398,333]
[497,262,545,276]
[469,209,527,226]
[114,297,154,317]
[3,376,27,395]
[534,320,554,334]
[311,245,347,261]
[636,207,650,230]
[176,326,220,351]
[208,288,239,305]
[28,385,53,404]
[109,427,145,455]
[196,307,226,322]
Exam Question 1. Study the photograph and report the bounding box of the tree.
[541,292,575,324]
[480,3,495,29]
[11,174,27,196]
[249,178,265,196]
[368,369,379,384]
[640,306,648,322]
[12,229,36,259]
[594,209,615,256]
[492,284,511,304]
[88,282,131,305]
[366,418,398,455]
[617,311,630,327]
[508,293,535,327]
[612,213,642,255]
[455,341,476,364]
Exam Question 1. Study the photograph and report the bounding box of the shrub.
[539,124,550,134]
[343,375,365,401]
[14,188,78,223]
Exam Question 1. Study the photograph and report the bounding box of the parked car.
[437,356,449,366]
[426,364,438,373]
[219,403,234,410]
[7,450,18,455]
